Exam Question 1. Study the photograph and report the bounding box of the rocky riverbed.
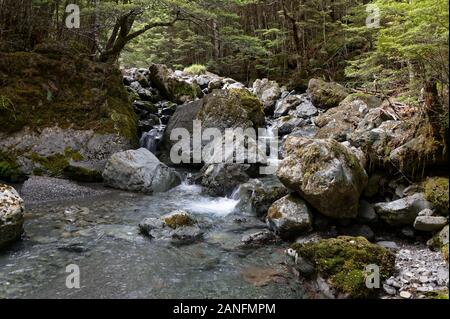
[1,63,448,299]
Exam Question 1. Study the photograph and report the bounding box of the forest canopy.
[0,0,448,99]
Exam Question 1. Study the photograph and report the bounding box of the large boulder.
[160,89,265,165]
[149,64,201,104]
[307,79,349,109]
[102,148,181,193]
[290,237,396,298]
[277,137,368,219]
[314,95,381,141]
[0,184,24,248]
[266,194,313,240]
[252,78,282,113]
[274,93,317,119]
[374,193,433,226]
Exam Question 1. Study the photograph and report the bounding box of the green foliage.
[424,177,449,216]
[345,0,449,97]
[184,64,207,75]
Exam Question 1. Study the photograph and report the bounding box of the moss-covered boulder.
[149,64,201,104]
[424,177,449,216]
[0,184,24,249]
[0,50,138,181]
[291,236,396,298]
[307,78,349,109]
[277,137,368,219]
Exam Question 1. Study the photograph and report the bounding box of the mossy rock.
[340,92,382,109]
[307,78,349,109]
[163,211,196,230]
[424,177,449,216]
[291,236,396,298]
[0,50,137,142]
[198,89,265,130]
[0,151,24,182]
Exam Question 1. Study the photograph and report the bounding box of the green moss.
[63,165,103,183]
[64,147,84,161]
[425,289,449,299]
[163,213,196,229]
[183,64,207,75]
[292,236,396,298]
[30,152,69,176]
[229,89,265,127]
[424,177,449,216]
[0,51,137,143]
[0,152,22,182]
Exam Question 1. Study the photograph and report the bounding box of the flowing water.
[0,175,305,299]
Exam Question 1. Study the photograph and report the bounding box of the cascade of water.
[139,125,165,155]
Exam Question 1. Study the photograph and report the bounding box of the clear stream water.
[0,178,305,299]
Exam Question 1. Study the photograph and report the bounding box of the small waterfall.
[260,122,281,172]
[139,125,165,155]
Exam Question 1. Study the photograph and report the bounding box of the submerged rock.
[290,236,396,298]
[240,230,278,247]
[102,148,181,194]
[277,137,368,219]
[0,184,24,248]
[266,194,313,240]
[374,193,433,226]
[139,210,203,245]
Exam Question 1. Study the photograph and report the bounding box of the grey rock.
[0,185,24,248]
[377,241,400,250]
[374,193,433,226]
[414,216,448,232]
[103,148,181,193]
[252,78,281,113]
[277,137,368,219]
[357,200,378,223]
[266,194,313,240]
[241,230,278,246]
